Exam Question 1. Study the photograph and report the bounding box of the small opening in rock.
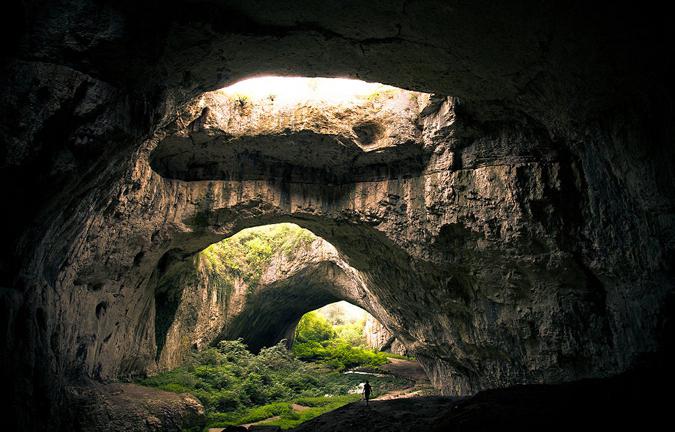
[95,302,107,319]
[133,251,144,266]
[353,121,383,146]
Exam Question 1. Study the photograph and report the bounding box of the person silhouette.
[363,380,372,406]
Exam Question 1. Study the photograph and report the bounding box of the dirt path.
[291,403,310,412]
[241,415,282,428]
[380,358,429,384]
[374,358,434,400]
[209,404,311,431]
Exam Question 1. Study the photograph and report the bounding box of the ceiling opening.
[148,75,434,183]
[218,76,400,106]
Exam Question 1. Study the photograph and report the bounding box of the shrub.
[292,339,388,371]
[294,311,335,343]
[139,337,408,430]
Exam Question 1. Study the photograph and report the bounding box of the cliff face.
[1,1,673,430]
[364,316,406,356]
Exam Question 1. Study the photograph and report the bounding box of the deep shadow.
[149,131,427,183]
[291,354,674,431]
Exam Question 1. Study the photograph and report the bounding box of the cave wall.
[154,229,390,369]
[1,1,673,430]
[364,315,407,356]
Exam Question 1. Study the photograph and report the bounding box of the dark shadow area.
[153,249,194,360]
[149,132,427,183]
[292,355,674,431]
[2,2,673,431]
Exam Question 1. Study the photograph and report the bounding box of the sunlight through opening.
[218,76,398,106]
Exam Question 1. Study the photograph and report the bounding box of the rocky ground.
[65,383,206,432]
[291,356,673,432]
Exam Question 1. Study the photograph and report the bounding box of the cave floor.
[210,359,434,431]
[288,358,672,432]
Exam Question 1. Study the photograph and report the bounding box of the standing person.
[363,380,372,406]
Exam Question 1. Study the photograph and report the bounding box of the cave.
[1,1,674,431]
[152,222,398,362]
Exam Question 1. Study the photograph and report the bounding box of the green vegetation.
[145,224,418,430]
[383,351,415,360]
[292,311,389,371]
[139,339,410,430]
[207,395,360,429]
[198,223,316,290]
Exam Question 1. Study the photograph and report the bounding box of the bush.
[139,337,408,430]
[292,339,388,371]
[292,309,388,371]
[334,319,367,347]
[294,311,335,343]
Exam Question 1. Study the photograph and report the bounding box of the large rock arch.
[1,1,673,430]
[33,84,623,396]
[153,223,391,368]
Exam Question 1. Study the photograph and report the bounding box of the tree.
[295,311,335,343]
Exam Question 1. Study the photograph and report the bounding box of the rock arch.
[153,223,396,368]
[63,87,617,397]
[1,2,673,430]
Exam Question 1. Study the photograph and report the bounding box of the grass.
[384,352,416,361]
[207,395,360,429]
[259,395,360,429]
[206,401,293,426]
[292,310,390,371]
[138,339,411,431]
[146,228,414,430]
[292,339,389,371]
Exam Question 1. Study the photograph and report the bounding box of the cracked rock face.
[20,86,661,399]
[1,2,673,431]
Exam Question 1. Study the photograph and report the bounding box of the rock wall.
[364,316,407,356]
[154,225,393,369]
[1,1,673,430]
[28,88,660,397]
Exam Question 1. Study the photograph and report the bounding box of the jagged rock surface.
[1,2,673,431]
[65,383,205,432]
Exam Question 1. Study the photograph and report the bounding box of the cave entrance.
[153,222,402,365]
[293,301,408,362]
[148,75,433,183]
[147,223,428,429]
[143,74,450,430]
[149,75,441,368]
